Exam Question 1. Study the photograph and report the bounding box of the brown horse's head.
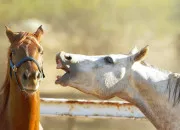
[6,26,44,93]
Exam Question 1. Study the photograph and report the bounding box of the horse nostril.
[22,73,28,80]
[64,55,72,61]
[37,72,41,79]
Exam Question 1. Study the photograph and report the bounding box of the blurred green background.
[0,0,180,129]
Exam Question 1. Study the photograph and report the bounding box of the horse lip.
[23,88,38,93]
[23,84,40,93]
[56,53,70,73]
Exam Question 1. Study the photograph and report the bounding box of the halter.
[9,56,45,92]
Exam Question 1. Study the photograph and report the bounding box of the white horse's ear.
[132,45,149,62]
[129,46,138,55]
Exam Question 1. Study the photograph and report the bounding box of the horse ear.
[5,26,16,44]
[34,25,44,41]
[133,45,149,62]
[129,46,138,55]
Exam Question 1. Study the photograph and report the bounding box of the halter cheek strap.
[10,56,45,91]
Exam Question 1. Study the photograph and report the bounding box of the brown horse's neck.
[7,78,40,130]
[0,49,40,130]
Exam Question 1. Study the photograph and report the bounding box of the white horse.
[55,46,180,130]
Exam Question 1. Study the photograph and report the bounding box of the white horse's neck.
[120,62,180,129]
[132,62,170,95]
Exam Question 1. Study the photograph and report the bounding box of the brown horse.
[0,26,45,130]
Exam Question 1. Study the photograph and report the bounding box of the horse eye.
[38,48,43,54]
[40,51,44,55]
[104,56,114,64]
[11,49,16,56]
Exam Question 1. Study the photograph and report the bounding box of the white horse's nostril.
[64,55,72,61]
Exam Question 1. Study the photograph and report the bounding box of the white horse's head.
[55,46,149,99]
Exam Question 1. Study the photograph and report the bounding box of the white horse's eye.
[104,56,114,64]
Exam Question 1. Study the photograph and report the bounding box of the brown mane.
[0,48,11,116]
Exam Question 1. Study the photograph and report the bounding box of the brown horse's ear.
[34,25,44,42]
[133,45,149,62]
[5,26,16,44]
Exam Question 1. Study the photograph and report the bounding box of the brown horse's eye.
[11,49,16,56]
[38,48,43,55]
[40,51,44,55]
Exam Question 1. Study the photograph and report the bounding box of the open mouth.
[56,59,70,72]
[55,52,71,85]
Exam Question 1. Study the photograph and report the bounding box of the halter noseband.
[10,56,45,91]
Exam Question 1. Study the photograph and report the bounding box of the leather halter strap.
[10,56,45,91]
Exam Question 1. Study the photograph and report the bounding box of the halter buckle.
[12,65,17,72]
